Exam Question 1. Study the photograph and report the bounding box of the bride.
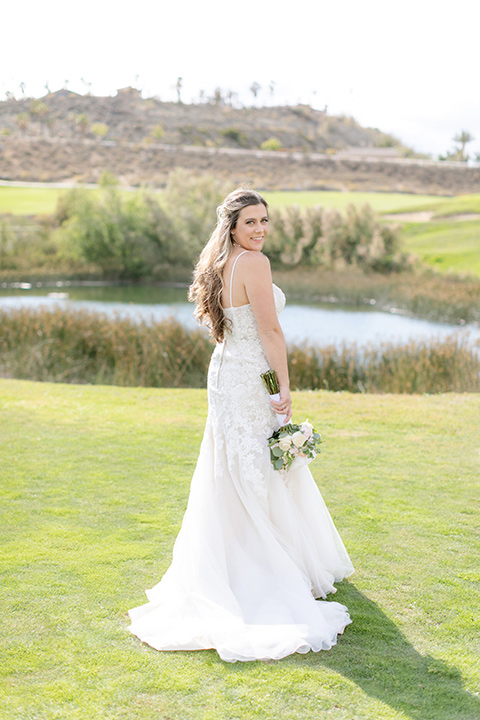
[128,187,354,662]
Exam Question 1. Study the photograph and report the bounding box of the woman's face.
[231,203,269,252]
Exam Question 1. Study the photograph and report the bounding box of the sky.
[2,0,479,159]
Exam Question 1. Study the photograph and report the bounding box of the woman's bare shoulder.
[238,251,271,271]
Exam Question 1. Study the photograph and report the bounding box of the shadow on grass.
[298,583,479,720]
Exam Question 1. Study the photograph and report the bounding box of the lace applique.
[207,284,286,498]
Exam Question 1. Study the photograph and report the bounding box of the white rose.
[292,431,306,448]
[300,421,314,440]
[278,436,293,452]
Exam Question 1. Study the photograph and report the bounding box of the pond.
[1,281,479,348]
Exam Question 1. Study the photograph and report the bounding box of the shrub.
[150,124,164,140]
[29,100,49,118]
[261,137,283,151]
[267,203,408,272]
[162,169,229,262]
[90,123,109,138]
[0,217,62,272]
[220,127,248,146]
[56,184,179,277]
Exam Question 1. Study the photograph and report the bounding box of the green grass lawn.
[0,186,441,216]
[386,193,480,218]
[1,380,479,720]
[402,219,480,276]
[263,190,440,213]
[0,187,68,215]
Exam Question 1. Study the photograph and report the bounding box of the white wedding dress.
[128,252,354,662]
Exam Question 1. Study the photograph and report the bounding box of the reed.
[273,267,480,324]
[288,336,480,393]
[0,307,212,388]
[1,308,479,394]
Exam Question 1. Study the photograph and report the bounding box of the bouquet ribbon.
[260,369,288,426]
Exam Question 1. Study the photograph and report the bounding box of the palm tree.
[176,77,183,103]
[452,130,474,161]
[250,82,261,103]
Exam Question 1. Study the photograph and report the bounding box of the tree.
[176,77,183,103]
[211,87,224,105]
[80,77,92,95]
[269,80,276,104]
[250,82,261,103]
[452,130,474,162]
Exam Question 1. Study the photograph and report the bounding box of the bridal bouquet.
[267,420,322,472]
[261,369,322,472]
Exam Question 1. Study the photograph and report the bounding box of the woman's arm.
[238,252,292,423]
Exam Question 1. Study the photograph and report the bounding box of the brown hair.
[188,187,268,343]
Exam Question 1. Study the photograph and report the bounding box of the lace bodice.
[223,283,286,351]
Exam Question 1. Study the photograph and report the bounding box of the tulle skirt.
[128,415,354,662]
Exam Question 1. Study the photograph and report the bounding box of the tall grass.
[0,307,212,388]
[1,307,479,393]
[288,336,480,393]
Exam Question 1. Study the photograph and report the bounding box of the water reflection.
[0,283,478,348]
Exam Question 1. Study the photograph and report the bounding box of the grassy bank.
[384,193,480,217]
[1,308,479,393]
[1,379,479,719]
[402,219,480,276]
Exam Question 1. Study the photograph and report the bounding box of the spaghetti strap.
[229,250,249,308]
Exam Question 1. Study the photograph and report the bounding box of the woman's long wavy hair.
[188,187,268,343]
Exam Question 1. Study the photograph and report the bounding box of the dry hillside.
[1,89,479,193]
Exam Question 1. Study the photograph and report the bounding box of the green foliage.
[90,122,108,137]
[220,127,248,146]
[56,184,179,277]
[268,204,409,272]
[162,168,228,261]
[150,123,164,140]
[261,136,283,151]
[452,130,474,162]
[2,181,480,282]
[1,380,479,719]
[0,127,11,136]
[0,217,62,272]
[29,100,49,118]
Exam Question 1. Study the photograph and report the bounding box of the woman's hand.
[270,386,292,424]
